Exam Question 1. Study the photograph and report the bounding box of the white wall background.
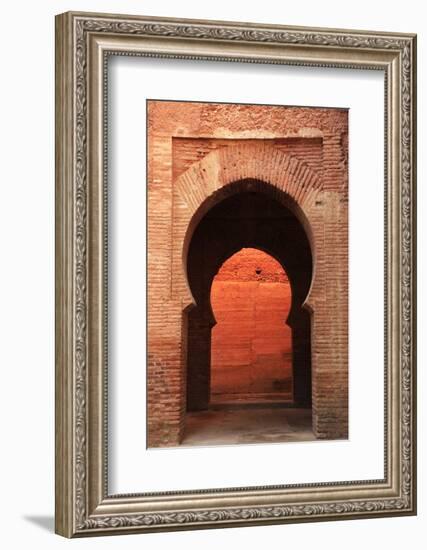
[0,0,424,547]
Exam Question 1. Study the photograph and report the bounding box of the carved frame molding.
[55,11,416,537]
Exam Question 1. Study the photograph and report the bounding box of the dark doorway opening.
[184,182,313,445]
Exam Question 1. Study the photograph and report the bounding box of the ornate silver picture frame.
[55,11,417,537]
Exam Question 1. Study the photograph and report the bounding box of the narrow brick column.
[310,133,348,439]
[186,307,212,411]
[147,128,186,447]
[147,300,187,447]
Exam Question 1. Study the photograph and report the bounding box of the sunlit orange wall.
[210,248,292,402]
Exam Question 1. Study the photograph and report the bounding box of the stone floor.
[210,392,293,405]
[182,406,316,447]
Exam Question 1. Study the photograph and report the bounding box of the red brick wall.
[172,137,323,180]
[211,248,292,401]
[147,100,348,446]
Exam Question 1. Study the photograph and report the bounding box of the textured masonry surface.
[211,248,293,401]
[147,101,349,447]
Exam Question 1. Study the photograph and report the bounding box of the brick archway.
[173,143,322,309]
[148,141,348,447]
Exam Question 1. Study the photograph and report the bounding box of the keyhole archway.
[185,186,313,414]
[210,248,293,405]
[147,118,349,448]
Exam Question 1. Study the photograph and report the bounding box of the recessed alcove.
[183,187,315,445]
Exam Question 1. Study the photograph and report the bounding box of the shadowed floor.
[210,392,293,405]
[182,406,315,447]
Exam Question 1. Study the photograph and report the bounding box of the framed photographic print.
[55,11,417,537]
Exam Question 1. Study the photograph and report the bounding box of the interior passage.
[210,248,293,405]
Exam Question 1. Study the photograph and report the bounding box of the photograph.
[147,100,349,448]
[52,9,417,538]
